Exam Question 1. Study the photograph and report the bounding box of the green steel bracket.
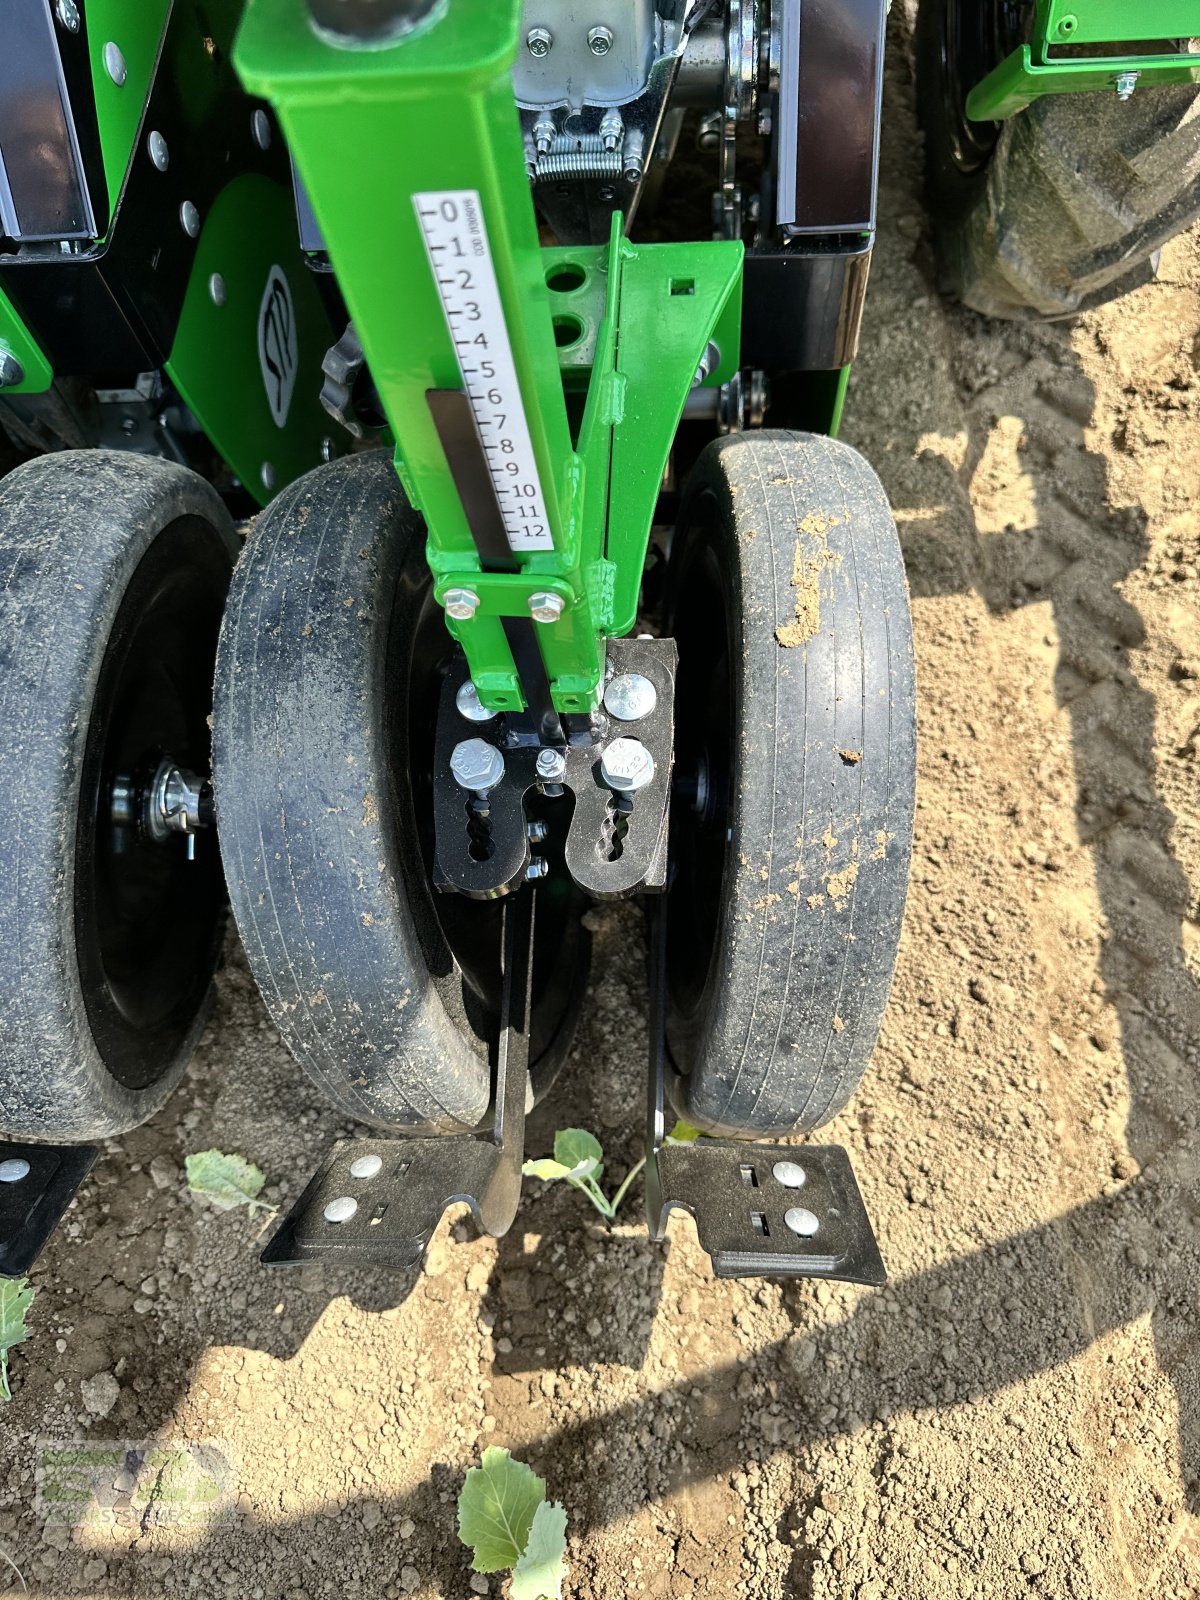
[0,288,53,395]
[968,0,1200,120]
[165,173,340,504]
[236,0,743,714]
[86,0,173,222]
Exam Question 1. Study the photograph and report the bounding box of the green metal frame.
[235,0,742,714]
[968,0,1200,121]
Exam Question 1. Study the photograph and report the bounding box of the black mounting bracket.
[0,1141,97,1278]
[643,909,886,1285]
[432,636,676,901]
[260,890,535,1272]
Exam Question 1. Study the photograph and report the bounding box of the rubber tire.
[0,451,237,1141]
[665,432,915,1138]
[213,451,587,1134]
[917,6,1200,319]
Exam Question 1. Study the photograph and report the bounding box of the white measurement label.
[414,189,554,553]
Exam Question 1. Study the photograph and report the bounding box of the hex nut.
[535,747,567,782]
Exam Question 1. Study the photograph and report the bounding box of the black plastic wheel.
[213,451,588,1133]
[0,452,237,1140]
[664,432,915,1138]
[918,1,1200,318]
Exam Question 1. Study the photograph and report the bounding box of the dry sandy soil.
[4,16,1200,1600]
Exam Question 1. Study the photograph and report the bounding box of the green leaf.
[457,1447,546,1574]
[522,1155,600,1183]
[185,1150,269,1212]
[554,1128,604,1183]
[665,1119,701,1145]
[0,1277,35,1404]
[511,1497,568,1600]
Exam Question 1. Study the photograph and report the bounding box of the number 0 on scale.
[414,190,555,554]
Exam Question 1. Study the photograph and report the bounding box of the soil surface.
[5,13,1200,1600]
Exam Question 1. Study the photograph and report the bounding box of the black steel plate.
[651,1140,885,1285]
[0,1141,97,1277]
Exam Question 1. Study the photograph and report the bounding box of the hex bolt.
[772,1160,807,1189]
[0,353,24,389]
[526,820,549,843]
[784,1206,820,1238]
[692,339,721,389]
[603,672,657,722]
[599,108,623,153]
[103,41,127,85]
[349,1153,383,1180]
[443,587,480,621]
[528,591,565,624]
[209,273,226,306]
[456,679,498,723]
[536,747,567,782]
[0,1158,31,1184]
[252,108,272,149]
[148,130,169,170]
[526,25,553,57]
[54,0,80,32]
[450,738,505,796]
[323,1195,358,1224]
[1114,71,1139,100]
[261,461,276,491]
[600,737,655,795]
[587,24,613,54]
[525,857,549,881]
[321,437,336,463]
[180,200,200,238]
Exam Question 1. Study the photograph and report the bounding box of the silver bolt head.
[261,461,276,491]
[451,737,505,793]
[0,1158,31,1183]
[528,591,565,624]
[1114,71,1139,100]
[443,587,480,621]
[148,130,169,170]
[587,24,613,54]
[349,1153,383,1180]
[54,0,80,31]
[784,1206,820,1238]
[252,108,272,149]
[209,272,226,306]
[103,41,127,85]
[527,25,553,56]
[456,679,498,723]
[600,736,655,793]
[603,672,657,722]
[772,1160,807,1189]
[535,747,567,782]
[525,856,549,881]
[324,1195,358,1224]
[0,352,24,389]
[180,200,200,238]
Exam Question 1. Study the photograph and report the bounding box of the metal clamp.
[644,907,886,1284]
[260,890,535,1272]
[0,1141,97,1277]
